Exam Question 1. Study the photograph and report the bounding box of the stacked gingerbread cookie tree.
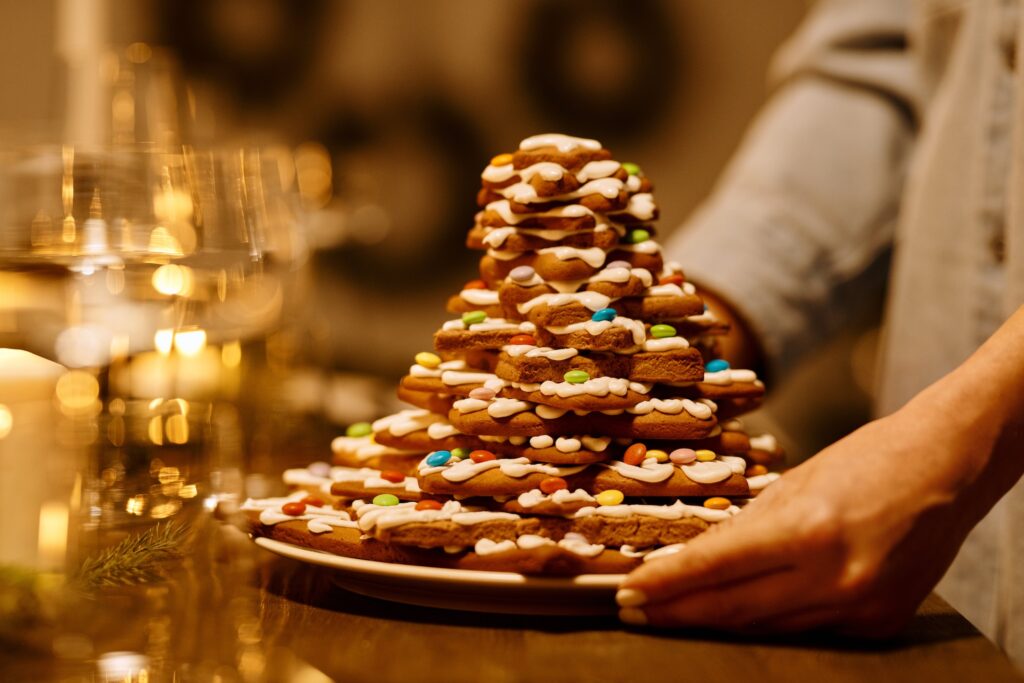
[244,133,782,575]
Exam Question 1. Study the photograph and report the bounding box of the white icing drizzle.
[642,336,689,352]
[242,492,358,534]
[581,436,611,451]
[558,532,605,557]
[547,316,646,346]
[519,133,601,153]
[604,457,675,483]
[748,472,781,491]
[518,291,611,314]
[482,159,620,186]
[702,368,758,385]
[331,435,418,461]
[555,437,581,452]
[619,545,652,558]
[482,226,517,248]
[372,409,444,437]
[749,434,778,452]
[442,317,536,333]
[501,177,624,204]
[588,266,654,287]
[503,344,579,361]
[353,499,520,531]
[618,239,661,255]
[536,245,607,269]
[517,534,557,550]
[486,248,525,261]
[486,199,593,225]
[517,487,596,508]
[536,404,569,420]
[442,370,505,388]
[426,421,462,439]
[575,499,740,523]
[330,467,421,493]
[409,359,465,378]
[529,435,553,448]
[627,398,714,419]
[418,455,587,482]
[474,539,517,556]
[680,460,734,484]
[521,377,650,399]
[614,192,656,221]
[459,288,501,306]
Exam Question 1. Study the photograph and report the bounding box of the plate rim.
[254,536,627,588]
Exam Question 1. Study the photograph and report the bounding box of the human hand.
[616,392,1005,634]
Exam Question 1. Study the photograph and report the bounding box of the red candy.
[659,274,684,286]
[282,501,306,516]
[464,279,488,290]
[470,449,497,463]
[540,477,568,494]
[509,334,536,346]
[415,499,444,511]
[301,496,324,507]
[380,470,406,483]
[623,443,648,466]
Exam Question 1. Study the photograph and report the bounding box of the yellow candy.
[596,490,624,506]
[491,153,514,166]
[647,449,669,463]
[415,351,441,369]
[695,449,716,462]
[704,497,731,510]
[747,464,767,476]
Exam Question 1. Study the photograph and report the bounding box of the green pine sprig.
[71,521,191,590]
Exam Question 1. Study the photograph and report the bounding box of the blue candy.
[426,450,452,467]
[706,359,730,373]
[591,308,617,322]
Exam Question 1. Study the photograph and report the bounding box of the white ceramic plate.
[255,537,627,615]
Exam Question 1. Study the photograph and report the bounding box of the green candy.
[626,229,650,244]
[462,310,487,326]
[451,447,471,460]
[346,422,373,437]
[622,162,641,176]
[564,370,590,384]
[650,324,677,339]
[372,493,400,507]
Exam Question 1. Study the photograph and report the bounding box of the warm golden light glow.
[126,42,152,64]
[0,404,12,439]
[294,141,333,209]
[148,416,163,445]
[151,264,194,296]
[157,466,180,484]
[38,501,69,568]
[150,499,181,519]
[55,371,100,411]
[148,226,183,255]
[173,328,206,357]
[179,484,198,499]
[154,328,174,355]
[221,340,242,368]
[165,414,189,444]
[125,495,146,516]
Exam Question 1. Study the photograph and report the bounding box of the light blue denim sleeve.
[666,0,917,376]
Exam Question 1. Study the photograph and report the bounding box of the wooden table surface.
[4,522,1022,683]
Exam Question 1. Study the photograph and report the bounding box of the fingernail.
[616,587,647,607]
[619,607,648,626]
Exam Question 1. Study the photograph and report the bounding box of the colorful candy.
[659,274,684,286]
[509,265,536,283]
[622,162,641,176]
[746,464,768,477]
[451,447,470,460]
[705,359,730,373]
[564,370,590,384]
[345,422,373,438]
[462,310,487,326]
[372,494,400,507]
[469,387,496,400]
[282,501,306,516]
[695,449,717,462]
[650,324,676,339]
[647,449,669,462]
[470,449,497,463]
[416,499,444,511]
[425,450,452,467]
[414,351,441,369]
[301,497,324,508]
[509,333,536,345]
[624,443,647,466]
[380,470,405,483]
[703,497,731,510]
[491,153,514,166]
[626,228,650,244]
[539,477,568,494]
[669,448,696,464]
[463,279,488,290]
[596,489,624,506]
[591,307,617,322]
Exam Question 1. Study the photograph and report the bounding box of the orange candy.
[282,501,306,516]
[659,274,684,286]
[703,497,731,510]
[540,477,568,494]
[464,279,488,290]
[470,449,497,463]
[509,334,536,346]
[746,464,767,477]
[491,153,514,166]
[380,470,406,483]
[623,443,647,466]
[301,496,324,507]
[415,499,444,511]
